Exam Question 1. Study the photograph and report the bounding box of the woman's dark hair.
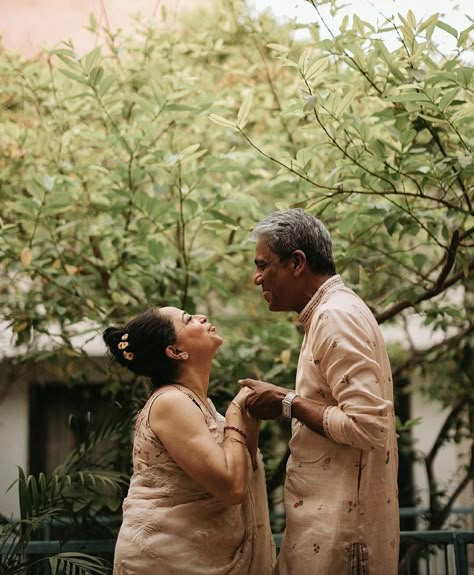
[103,308,179,387]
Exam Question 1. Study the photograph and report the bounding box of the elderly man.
[239,209,399,575]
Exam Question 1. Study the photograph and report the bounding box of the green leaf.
[436,21,458,39]
[335,86,357,118]
[82,46,101,74]
[58,67,90,86]
[413,253,428,269]
[385,93,431,103]
[451,104,474,123]
[407,10,417,29]
[208,114,236,129]
[237,92,253,129]
[207,209,239,226]
[89,66,104,87]
[165,104,196,112]
[340,15,349,32]
[305,57,328,82]
[97,74,115,96]
[181,144,201,156]
[458,23,474,47]
[418,14,439,36]
[266,43,289,53]
[88,12,98,32]
[384,214,399,235]
[438,87,460,111]
[49,553,108,575]
[296,148,313,169]
[277,56,299,69]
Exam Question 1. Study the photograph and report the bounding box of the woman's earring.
[181,352,189,360]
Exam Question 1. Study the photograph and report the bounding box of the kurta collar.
[298,274,344,325]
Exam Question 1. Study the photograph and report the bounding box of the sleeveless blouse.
[113,386,275,575]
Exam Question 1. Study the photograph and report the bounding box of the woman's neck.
[172,364,211,402]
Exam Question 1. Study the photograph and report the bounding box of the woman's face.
[160,307,223,359]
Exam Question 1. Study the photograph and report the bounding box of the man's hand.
[238,378,289,420]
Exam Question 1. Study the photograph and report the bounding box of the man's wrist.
[282,391,298,418]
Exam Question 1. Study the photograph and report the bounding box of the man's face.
[253,237,296,312]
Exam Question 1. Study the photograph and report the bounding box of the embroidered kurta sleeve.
[311,307,393,450]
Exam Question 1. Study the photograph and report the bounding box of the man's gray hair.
[251,209,336,275]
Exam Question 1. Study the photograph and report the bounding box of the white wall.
[411,390,473,529]
[0,381,29,519]
[0,0,213,57]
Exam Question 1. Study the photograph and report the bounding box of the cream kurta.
[114,387,275,575]
[276,276,399,575]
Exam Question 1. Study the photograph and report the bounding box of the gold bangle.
[224,425,247,440]
[225,436,247,447]
[231,401,242,411]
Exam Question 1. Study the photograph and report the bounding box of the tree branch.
[392,325,474,380]
[376,256,472,324]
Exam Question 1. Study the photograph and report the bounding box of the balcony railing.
[2,514,473,575]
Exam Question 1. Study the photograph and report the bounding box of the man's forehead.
[254,239,278,261]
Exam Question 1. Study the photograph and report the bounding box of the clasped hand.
[238,378,288,420]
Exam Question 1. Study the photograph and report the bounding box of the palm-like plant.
[0,415,130,575]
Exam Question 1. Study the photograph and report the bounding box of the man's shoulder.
[310,288,375,328]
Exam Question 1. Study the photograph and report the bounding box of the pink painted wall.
[0,0,211,56]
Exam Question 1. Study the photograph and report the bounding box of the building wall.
[0,380,29,519]
[0,356,111,518]
[0,0,213,57]
[412,391,473,528]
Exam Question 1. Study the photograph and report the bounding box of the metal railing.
[397,531,473,575]
[0,531,469,575]
[2,516,473,575]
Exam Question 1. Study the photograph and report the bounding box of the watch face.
[282,392,296,418]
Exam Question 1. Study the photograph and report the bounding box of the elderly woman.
[103,306,274,575]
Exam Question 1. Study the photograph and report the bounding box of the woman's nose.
[197,314,207,323]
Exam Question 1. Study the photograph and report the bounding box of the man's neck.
[295,274,333,314]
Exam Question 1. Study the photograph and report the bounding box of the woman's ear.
[165,346,189,361]
[165,345,180,360]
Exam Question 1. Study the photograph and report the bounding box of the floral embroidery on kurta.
[275,275,399,575]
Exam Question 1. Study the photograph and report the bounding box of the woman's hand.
[230,387,261,471]
[238,378,288,419]
[232,385,253,409]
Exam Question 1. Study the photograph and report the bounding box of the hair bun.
[103,326,124,350]
[103,326,132,367]
[102,308,179,385]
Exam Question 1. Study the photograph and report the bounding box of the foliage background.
[0,0,472,562]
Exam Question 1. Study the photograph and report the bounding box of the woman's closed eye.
[181,311,193,325]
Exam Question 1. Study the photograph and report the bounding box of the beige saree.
[113,387,275,575]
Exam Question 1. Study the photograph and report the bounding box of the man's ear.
[292,250,307,275]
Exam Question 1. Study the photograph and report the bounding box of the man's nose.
[253,270,262,286]
[197,314,207,323]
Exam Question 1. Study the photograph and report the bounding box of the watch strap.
[282,391,298,418]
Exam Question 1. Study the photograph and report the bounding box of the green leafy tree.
[210,0,473,531]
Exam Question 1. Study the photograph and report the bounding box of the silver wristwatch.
[282,391,298,418]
